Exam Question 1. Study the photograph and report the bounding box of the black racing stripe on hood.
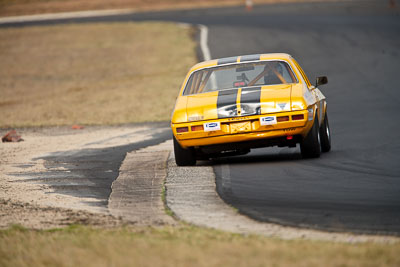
[217,89,239,118]
[217,56,238,65]
[240,54,261,62]
[240,87,261,116]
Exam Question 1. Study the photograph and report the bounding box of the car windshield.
[183,60,297,95]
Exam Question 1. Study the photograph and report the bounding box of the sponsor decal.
[278,103,287,110]
[204,122,221,131]
[188,115,204,121]
[228,116,250,121]
[260,116,277,126]
[284,127,297,132]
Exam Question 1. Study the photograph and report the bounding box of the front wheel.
[319,112,331,152]
[300,115,321,158]
[173,136,196,166]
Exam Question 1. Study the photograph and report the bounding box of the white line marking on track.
[198,24,212,61]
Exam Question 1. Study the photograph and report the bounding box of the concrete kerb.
[108,141,176,225]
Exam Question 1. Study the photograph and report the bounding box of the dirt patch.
[0,125,171,229]
[0,124,176,230]
[0,199,123,230]
[0,125,161,213]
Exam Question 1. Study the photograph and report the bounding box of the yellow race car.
[171,53,330,166]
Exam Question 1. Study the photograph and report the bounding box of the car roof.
[190,53,294,72]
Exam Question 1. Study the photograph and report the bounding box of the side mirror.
[316,76,328,87]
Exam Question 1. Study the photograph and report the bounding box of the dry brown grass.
[0,225,399,267]
[0,22,196,127]
[0,0,241,16]
[0,0,351,17]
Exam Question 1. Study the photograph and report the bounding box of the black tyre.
[300,115,321,158]
[319,112,331,152]
[173,136,196,166]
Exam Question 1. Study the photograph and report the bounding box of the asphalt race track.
[208,1,400,235]
[206,2,400,234]
[4,0,400,235]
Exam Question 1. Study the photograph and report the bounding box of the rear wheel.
[173,136,196,166]
[300,115,321,158]
[319,112,331,152]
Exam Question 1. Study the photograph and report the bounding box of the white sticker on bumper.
[204,122,221,131]
[260,116,277,125]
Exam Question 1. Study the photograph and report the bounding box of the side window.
[184,71,207,95]
[292,58,312,88]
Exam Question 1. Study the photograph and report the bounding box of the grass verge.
[0,224,399,267]
[0,0,243,16]
[0,0,340,17]
[0,22,196,127]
